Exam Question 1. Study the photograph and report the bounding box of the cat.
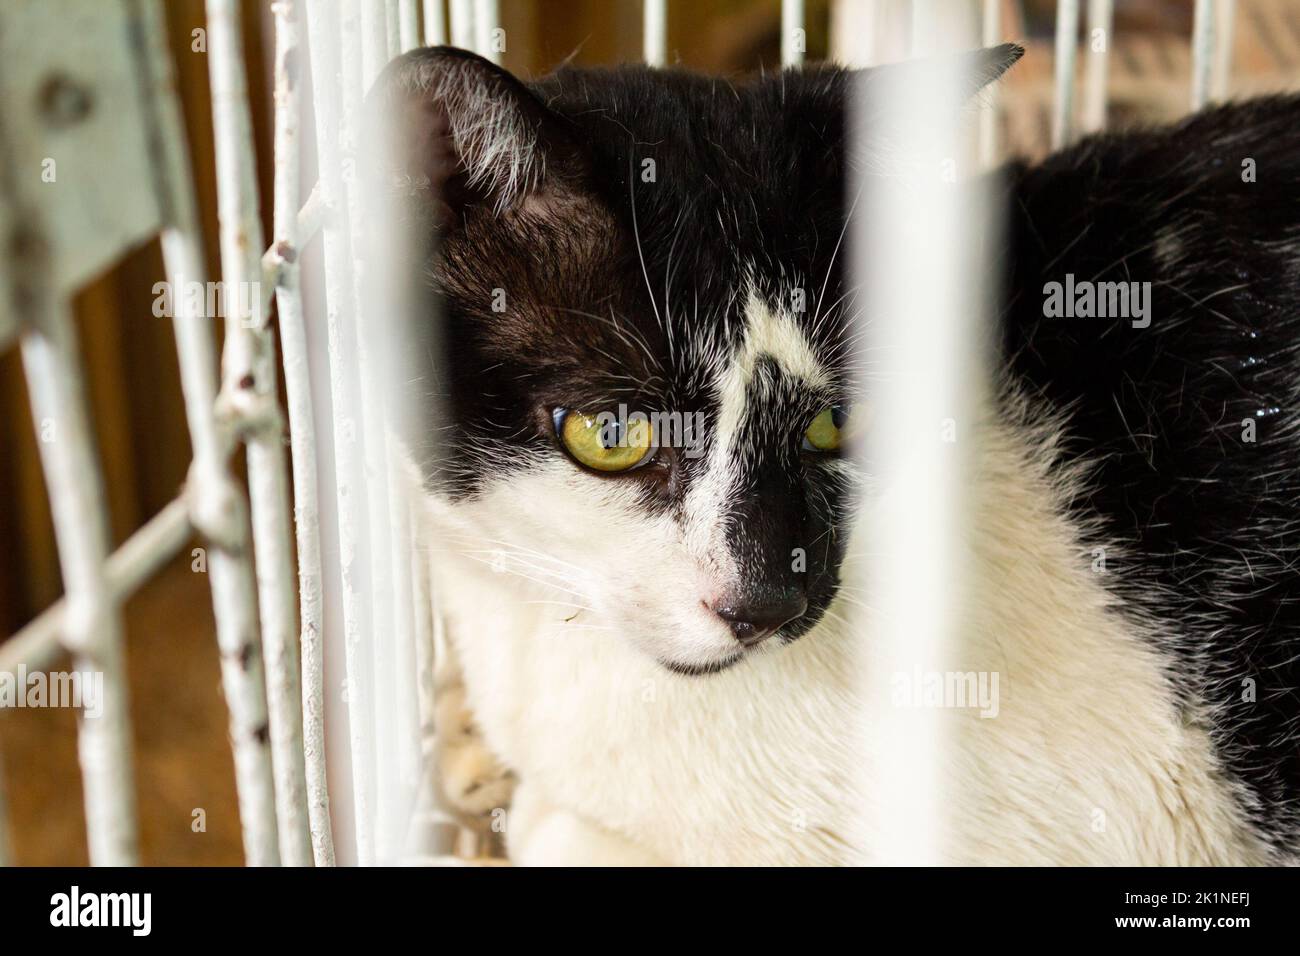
[367,43,1300,865]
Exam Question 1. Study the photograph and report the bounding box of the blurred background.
[1,0,1297,865]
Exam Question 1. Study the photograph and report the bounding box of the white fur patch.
[415,400,1266,864]
[681,285,831,586]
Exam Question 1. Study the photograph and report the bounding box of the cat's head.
[370,44,1020,674]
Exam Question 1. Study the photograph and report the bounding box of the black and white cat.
[369,44,1300,865]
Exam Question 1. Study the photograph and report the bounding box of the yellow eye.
[803,405,858,452]
[557,409,654,472]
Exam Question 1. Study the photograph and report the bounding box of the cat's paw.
[434,682,515,829]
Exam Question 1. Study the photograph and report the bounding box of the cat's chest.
[437,561,859,863]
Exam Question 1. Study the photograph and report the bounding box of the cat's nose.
[712,593,808,648]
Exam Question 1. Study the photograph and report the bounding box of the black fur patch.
[1002,96,1300,856]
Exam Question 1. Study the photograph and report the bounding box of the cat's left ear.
[956,42,1024,97]
[861,42,1024,102]
[364,46,591,231]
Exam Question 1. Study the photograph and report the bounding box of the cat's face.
[373,46,1016,673]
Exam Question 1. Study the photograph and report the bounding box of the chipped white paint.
[142,0,281,865]
[270,0,335,867]
[21,305,138,867]
[207,0,313,869]
[306,0,376,864]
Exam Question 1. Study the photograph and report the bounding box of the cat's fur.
[369,45,1300,864]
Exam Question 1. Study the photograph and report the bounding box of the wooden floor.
[0,560,241,865]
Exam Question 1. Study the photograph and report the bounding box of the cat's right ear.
[365,46,589,231]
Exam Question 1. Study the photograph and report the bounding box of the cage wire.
[0,0,1240,866]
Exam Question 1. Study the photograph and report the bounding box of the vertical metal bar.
[979,0,1002,165]
[386,0,402,58]
[388,469,421,813]
[781,0,804,67]
[206,0,313,868]
[136,0,280,866]
[423,0,446,45]
[20,306,137,867]
[361,0,388,91]
[1052,0,1080,148]
[855,6,988,866]
[306,0,376,865]
[399,0,420,52]
[1211,0,1235,103]
[1191,0,1215,110]
[1080,0,1113,133]
[407,508,457,857]
[450,0,475,50]
[337,0,402,862]
[474,0,501,64]
[644,0,666,66]
[271,0,336,867]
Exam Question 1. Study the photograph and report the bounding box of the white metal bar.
[270,0,336,869]
[362,0,390,93]
[1052,0,1081,148]
[139,0,280,866]
[399,0,421,52]
[295,183,328,241]
[474,0,501,64]
[306,0,377,865]
[979,0,1002,165]
[207,0,313,868]
[0,497,191,676]
[643,0,666,66]
[1080,0,1113,133]
[1192,0,1213,109]
[388,462,421,810]
[855,8,987,865]
[423,0,446,45]
[337,0,403,863]
[386,0,402,58]
[405,510,459,859]
[1211,0,1236,102]
[20,305,137,867]
[450,0,475,50]
[781,0,805,67]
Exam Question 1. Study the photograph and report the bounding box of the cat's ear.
[862,42,1024,102]
[365,46,588,230]
[956,42,1024,97]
